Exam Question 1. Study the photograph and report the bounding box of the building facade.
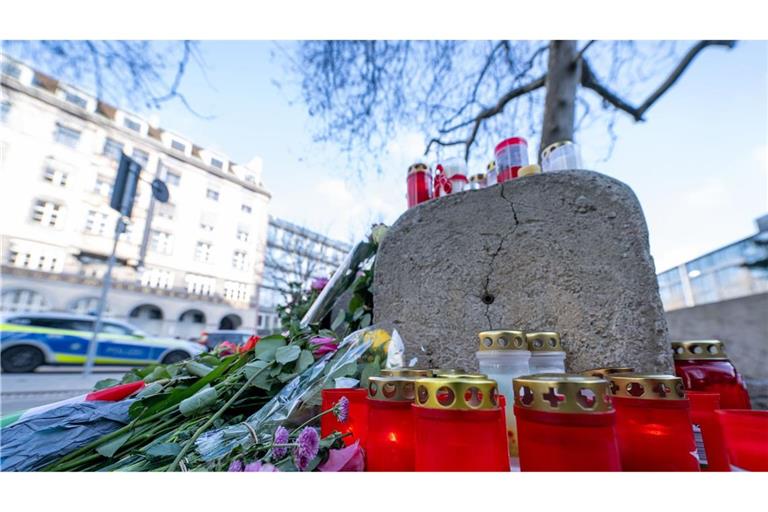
[257,216,352,335]
[657,214,768,311]
[0,55,271,339]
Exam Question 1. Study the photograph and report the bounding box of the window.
[232,250,247,270]
[156,203,175,220]
[102,137,124,161]
[200,213,216,232]
[1,290,48,312]
[195,241,213,263]
[0,100,10,123]
[224,281,250,302]
[43,165,68,187]
[31,199,63,228]
[257,314,265,328]
[210,157,224,169]
[84,209,110,236]
[1,61,22,79]
[245,174,256,184]
[170,139,186,152]
[8,246,62,272]
[165,170,181,186]
[54,124,81,148]
[101,323,133,336]
[132,148,149,167]
[64,91,88,109]
[241,204,252,214]
[206,188,219,201]
[149,230,173,255]
[140,268,175,290]
[93,175,112,197]
[123,117,142,132]
[236,228,249,243]
[185,274,216,296]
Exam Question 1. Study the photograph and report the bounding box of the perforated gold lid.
[526,332,563,352]
[413,377,499,411]
[367,376,417,402]
[407,162,429,175]
[541,140,573,160]
[581,367,634,378]
[478,330,528,351]
[671,340,728,361]
[380,367,434,378]
[513,374,612,413]
[469,173,487,183]
[433,372,488,379]
[431,368,467,376]
[606,373,686,401]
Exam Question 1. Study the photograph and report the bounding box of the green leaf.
[328,362,358,381]
[352,306,365,321]
[277,372,298,383]
[96,432,131,458]
[199,355,221,367]
[348,294,364,313]
[275,345,301,364]
[179,386,218,417]
[94,378,120,391]
[360,361,381,387]
[244,360,269,379]
[135,381,165,399]
[296,350,315,373]
[254,336,287,362]
[185,361,213,378]
[251,371,273,391]
[144,366,171,383]
[360,313,372,328]
[331,309,346,330]
[144,443,182,458]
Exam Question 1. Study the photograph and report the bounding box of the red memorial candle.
[715,410,768,471]
[406,162,432,209]
[494,137,528,183]
[366,376,417,471]
[672,340,751,409]
[321,388,368,448]
[607,373,700,472]
[412,377,509,471]
[686,391,730,471]
[513,374,621,472]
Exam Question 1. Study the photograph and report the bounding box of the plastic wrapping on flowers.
[197,324,403,462]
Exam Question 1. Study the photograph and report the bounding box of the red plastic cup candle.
[671,340,751,409]
[607,373,700,471]
[321,388,368,448]
[366,376,417,471]
[412,377,510,471]
[406,162,432,209]
[494,137,529,183]
[513,374,621,471]
[715,410,768,471]
[686,391,730,471]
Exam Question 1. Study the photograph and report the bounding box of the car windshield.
[207,333,250,345]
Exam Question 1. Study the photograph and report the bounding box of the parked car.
[199,330,255,351]
[0,312,205,373]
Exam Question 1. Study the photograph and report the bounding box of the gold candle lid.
[671,340,728,361]
[541,140,573,161]
[431,368,467,376]
[517,164,542,177]
[380,367,434,378]
[581,367,635,378]
[367,376,417,402]
[606,373,686,401]
[433,372,488,379]
[478,330,528,351]
[413,377,499,411]
[469,173,487,183]
[407,162,429,175]
[486,161,496,172]
[526,332,563,352]
[513,374,612,414]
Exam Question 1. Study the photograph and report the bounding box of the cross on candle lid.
[512,374,613,414]
[606,373,686,401]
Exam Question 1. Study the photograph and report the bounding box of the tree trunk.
[539,40,580,161]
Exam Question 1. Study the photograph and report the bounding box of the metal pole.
[83,217,123,375]
[137,158,162,270]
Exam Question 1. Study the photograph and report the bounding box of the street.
[1,366,132,415]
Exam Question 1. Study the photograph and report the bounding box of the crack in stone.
[481,184,520,329]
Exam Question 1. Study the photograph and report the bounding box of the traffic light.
[110,153,142,218]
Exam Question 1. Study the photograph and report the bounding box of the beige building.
[0,55,271,339]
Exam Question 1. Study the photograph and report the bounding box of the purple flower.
[334,396,349,423]
[244,460,280,472]
[311,277,329,291]
[294,427,320,471]
[271,426,290,461]
[309,337,339,358]
[227,460,244,472]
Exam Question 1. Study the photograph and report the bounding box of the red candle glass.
[715,410,768,471]
[366,376,417,471]
[513,374,621,471]
[686,391,730,471]
[412,377,509,471]
[406,162,432,209]
[608,373,700,471]
[494,137,528,183]
[320,388,368,448]
[672,340,751,409]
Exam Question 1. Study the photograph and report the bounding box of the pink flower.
[244,460,280,472]
[271,426,290,461]
[309,337,338,358]
[216,341,238,356]
[227,460,244,472]
[311,277,329,291]
[294,427,320,471]
[318,440,365,472]
[333,396,349,423]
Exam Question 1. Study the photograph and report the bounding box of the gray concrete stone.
[374,170,672,374]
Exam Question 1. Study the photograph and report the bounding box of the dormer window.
[124,117,142,132]
[210,157,224,170]
[171,139,187,152]
[1,61,21,79]
[64,91,88,109]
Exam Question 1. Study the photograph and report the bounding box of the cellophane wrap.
[196,325,401,461]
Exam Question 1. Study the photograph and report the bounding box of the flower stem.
[290,406,336,435]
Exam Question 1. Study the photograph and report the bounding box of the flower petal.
[317,440,365,472]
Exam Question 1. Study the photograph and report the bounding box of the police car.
[0,312,205,373]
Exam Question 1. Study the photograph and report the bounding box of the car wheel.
[1,345,45,373]
[161,350,190,364]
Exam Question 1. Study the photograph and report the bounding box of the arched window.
[179,309,206,324]
[1,289,48,312]
[219,314,242,330]
[69,296,110,315]
[129,304,164,320]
